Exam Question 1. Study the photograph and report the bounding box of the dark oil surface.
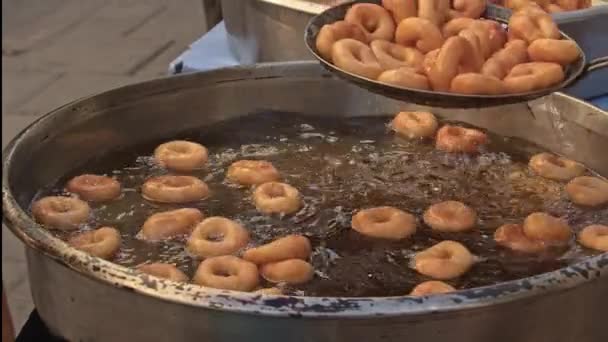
[36,112,606,297]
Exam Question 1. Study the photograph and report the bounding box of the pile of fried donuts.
[315,0,581,94]
[32,140,310,294]
[30,115,608,297]
[496,0,591,13]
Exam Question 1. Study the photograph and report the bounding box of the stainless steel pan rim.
[2,61,607,319]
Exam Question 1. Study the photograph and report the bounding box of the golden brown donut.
[418,0,451,26]
[503,62,565,93]
[436,125,488,153]
[443,19,505,56]
[442,17,476,37]
[450,0,487,19]
[226,160,280,186]
[450,73,507,94]
[481,39,529,79]
[423,201,477,232]
[370,40,424,71]
[142,175,209,203]
[381,0,418,23]
[66,174,121,202]
[391,111,439,139]
[427,36,479,91]
[528,152,585,181]
[139,208,204,241]
[187,217,250,258]
[578,225,608,252]
[154,140,208,172]
[351,206,417,240]
[193,256,259,292]
[31,196,90,230]
[494,223,547,253]
[315,21,368,62]
[344,3,396,41]
[138,263,189,282]
[528,38,580,66]
[260,259,314,285]
[410,281,456,296]
[504,0,542,11]
[511,2,549,15]
[481,59,505,80]
[566,176,608,207]
[395,17,444,53]
[477,20,508,54]
[332,39,383,79]
[468,22,497,58]
[508,11,560,43]
[523,212,572,243]
[413,241,475,280]
[253,182,302,215]
[243,235,311,265]
[457,29,486,70]
[544,3,565,12]
[68,227,121,260]
[556,0,591,10]
[377,67,431,90]
[423,49,440,75]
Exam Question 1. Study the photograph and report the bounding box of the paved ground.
[2,0,208,331]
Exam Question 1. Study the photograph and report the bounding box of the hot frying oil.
[38,112,606,297]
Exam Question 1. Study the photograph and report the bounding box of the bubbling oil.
[38,112,606,297]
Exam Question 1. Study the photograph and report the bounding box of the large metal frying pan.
[304,0,607,108]
[2,61,608,342]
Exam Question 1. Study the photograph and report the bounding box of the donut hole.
[351,48,367,63]
[240,161,271,172]
[438,209,456,221]
[214,269,232,277]
[264,183,286,198]
[50,200,73,213]
[163,177,192,188]
[518,68,535,77]
[202,228,226,242]
[369,211,392,224]
[257,163,273,171]
[205,232,225,242]
[168,145,190,154]
[405,112,422,123]
[211,264,235,277]
[546,155,566,168]
[578,179,596,189]
[436,249,452,260]
[81,177,102,186]
[445,126,464,137]
[360,16,378,33]
[383,45,409,62]
[91,234,105,244]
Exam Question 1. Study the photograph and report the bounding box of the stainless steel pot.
[3,62,608,342]
[222,0,349,63]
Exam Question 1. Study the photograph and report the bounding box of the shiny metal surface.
[3,61,608,342]
[222,0,349,63]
